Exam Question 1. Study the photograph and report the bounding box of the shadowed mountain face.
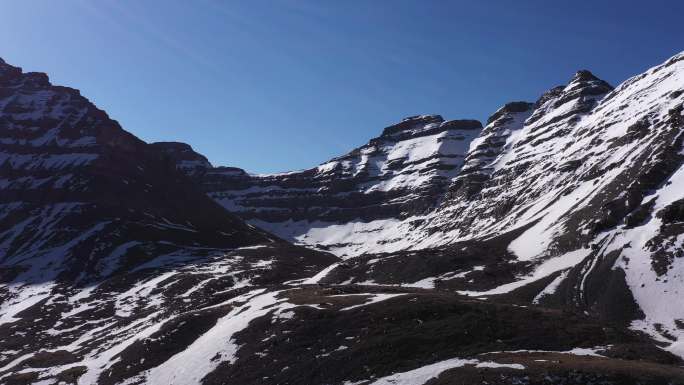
[2,52,684,385]
[0,59,339,383]
[0,57,285,284]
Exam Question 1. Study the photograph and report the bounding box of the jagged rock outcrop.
[149,141,212,175]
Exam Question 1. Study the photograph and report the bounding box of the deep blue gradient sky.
[1,1,683,173]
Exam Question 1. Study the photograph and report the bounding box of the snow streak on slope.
[138,290,296,385]
[361,357,523,385]
[252,217,422,258]
[0,244,335,384]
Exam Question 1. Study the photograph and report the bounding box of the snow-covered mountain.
[0,58,338,384]
[381,53,684,359]
[2,51,684,385]
[156,115,482,257]
[172,53,684,362]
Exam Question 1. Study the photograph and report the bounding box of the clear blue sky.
[1,1,682,173]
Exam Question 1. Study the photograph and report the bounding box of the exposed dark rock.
[486,101,535,124]
[657,198,684,224]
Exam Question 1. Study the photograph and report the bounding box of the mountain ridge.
[163,52,684,359]
[159,66,619,258]
[1,52,684,384]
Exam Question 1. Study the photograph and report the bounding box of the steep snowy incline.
[448,101,535,200]
[423,54,683,260]
[417,68,615,247]
[157,115,482,257]
[546,53,684,357]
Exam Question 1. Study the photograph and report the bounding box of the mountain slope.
[314,52,684,358]
[0,58,338,384]
[0,58,271,280]
[154,115,482,257]
[173,52,684,360]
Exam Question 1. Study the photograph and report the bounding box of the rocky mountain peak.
[380,114,444,137]
[564,69,613,96]
[573,69,601,82]
[22,71,51,87]
[150,141,212,173]
[402,113,444,124]
[0,58,48,86]
[0,56,12,69]
[532,70,613,108]
[525,70,613,126]
[486,101,535,125]
[380,114,482,142]
[439,119,483,130]
[0,57,23,80]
